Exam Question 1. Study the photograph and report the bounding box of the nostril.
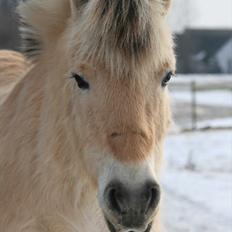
[144,183,160,214]
[108,188,121,213]
[106,184,126,214]
[150,185,160,209]
[110,132,122,138]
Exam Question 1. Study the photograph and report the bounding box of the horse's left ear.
[161,0,172,15]
[69,0,88,17]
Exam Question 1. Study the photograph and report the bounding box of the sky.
[168,0,232,32]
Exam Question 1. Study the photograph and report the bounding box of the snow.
[198,118,232,129]
[162,130,232,232]
[170,74,232,87]
[171,90,232,107]
[216,39,232,73]
[163,172,232,232]
[164,130,232,172]
[162,75,232,231]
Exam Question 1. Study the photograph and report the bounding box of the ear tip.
[162,0,172,15]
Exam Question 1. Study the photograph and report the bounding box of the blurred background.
[0,0,231,231]
[167,1,232,232]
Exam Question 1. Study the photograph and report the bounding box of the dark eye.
[162,71,174,87]
[71,73,90,90]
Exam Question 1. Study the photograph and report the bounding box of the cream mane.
[19,0,175,76]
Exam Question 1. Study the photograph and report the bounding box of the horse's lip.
[105,218,153,232]
[105,218,117,232]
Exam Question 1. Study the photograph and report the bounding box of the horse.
[0,0,176,231]
[0,50,28,105]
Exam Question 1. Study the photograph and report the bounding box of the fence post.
[191,80,197,131]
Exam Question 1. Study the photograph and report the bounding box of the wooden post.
[191,80,197,130]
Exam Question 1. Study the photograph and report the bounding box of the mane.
[89,0,155,59]
[19,19,41,59]
[18,0,174,75]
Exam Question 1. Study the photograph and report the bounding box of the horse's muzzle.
[105,218,153,232]
[103,180,160,232]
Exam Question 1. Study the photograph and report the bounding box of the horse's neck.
[0,60,96,218]
[0,58,73,160]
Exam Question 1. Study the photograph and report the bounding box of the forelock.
[70,0,174,76]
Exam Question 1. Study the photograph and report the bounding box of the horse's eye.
[161,71,174,87]
[71,73,90,90]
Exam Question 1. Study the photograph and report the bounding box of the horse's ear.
[69,0,88,17]
[161,0,172,15]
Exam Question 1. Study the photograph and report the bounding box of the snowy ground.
[163,130,232,232]
[162,75,232,232]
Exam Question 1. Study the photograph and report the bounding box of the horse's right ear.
[69,0,88,17]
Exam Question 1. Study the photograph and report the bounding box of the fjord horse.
[0,0,175,231]
[0,50,28,104]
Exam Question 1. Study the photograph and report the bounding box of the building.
[168,0,232,74]
[0,0,20,51]
[175,29,232,73]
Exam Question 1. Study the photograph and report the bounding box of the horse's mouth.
[105,218,153,232]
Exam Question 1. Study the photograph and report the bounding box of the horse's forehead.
[74,61,171,84]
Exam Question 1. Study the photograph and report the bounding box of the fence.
[169,75,232,132]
